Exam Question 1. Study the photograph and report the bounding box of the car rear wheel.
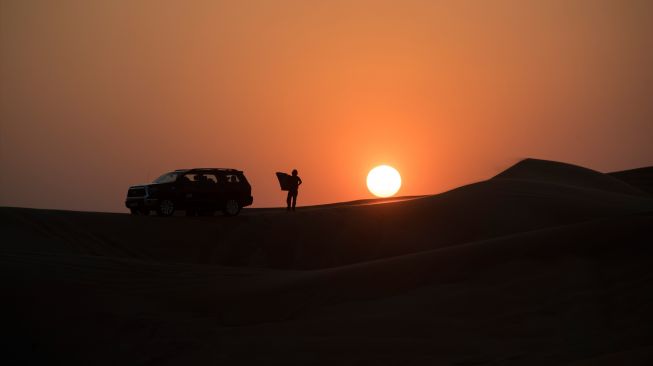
[223,199,240,216]
[157,199,175,217]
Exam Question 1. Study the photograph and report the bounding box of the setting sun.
[367,165,402,198]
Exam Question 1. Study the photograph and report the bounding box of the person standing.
[286,169,302,211]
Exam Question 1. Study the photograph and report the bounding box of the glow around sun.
[367,165,402,198]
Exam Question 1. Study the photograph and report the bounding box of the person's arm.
[298,177,302,186]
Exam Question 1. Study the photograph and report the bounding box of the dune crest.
[493,158,645,195]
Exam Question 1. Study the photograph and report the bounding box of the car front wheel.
[223,199,240,216]
[157,199,175,217]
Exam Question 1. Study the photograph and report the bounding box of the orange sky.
[1,0,652,212]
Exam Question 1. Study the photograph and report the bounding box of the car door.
[223,173,242,202]
[198,172,221,210]
[179,172,201,209]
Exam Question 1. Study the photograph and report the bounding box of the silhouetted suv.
[125,168,253,216]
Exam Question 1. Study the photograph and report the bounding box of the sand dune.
[3,159,653,365]
[494,158,647,195]
[4,160,650,269]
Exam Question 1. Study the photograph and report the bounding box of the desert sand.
[3,158,653,365]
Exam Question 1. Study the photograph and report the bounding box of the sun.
[367,165,402,198]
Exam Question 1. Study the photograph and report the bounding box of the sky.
[1,0,652,212]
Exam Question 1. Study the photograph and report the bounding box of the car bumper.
[242,196,254,207]
[125,197,159,209]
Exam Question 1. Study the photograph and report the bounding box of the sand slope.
[3,159,653,365]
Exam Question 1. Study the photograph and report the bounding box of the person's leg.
[286,191,292,210]
[292,192,298,210]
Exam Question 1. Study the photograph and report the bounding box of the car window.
[225,174,240,183]
[153,172,178,184]
[202,174,218,183]
[180,173,198,183]
[186,173,219,185]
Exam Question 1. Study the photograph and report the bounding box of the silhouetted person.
[286,169,302,211]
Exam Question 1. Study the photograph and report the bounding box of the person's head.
[292,169,298,176]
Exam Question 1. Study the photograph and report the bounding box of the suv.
[125,168,253,216]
